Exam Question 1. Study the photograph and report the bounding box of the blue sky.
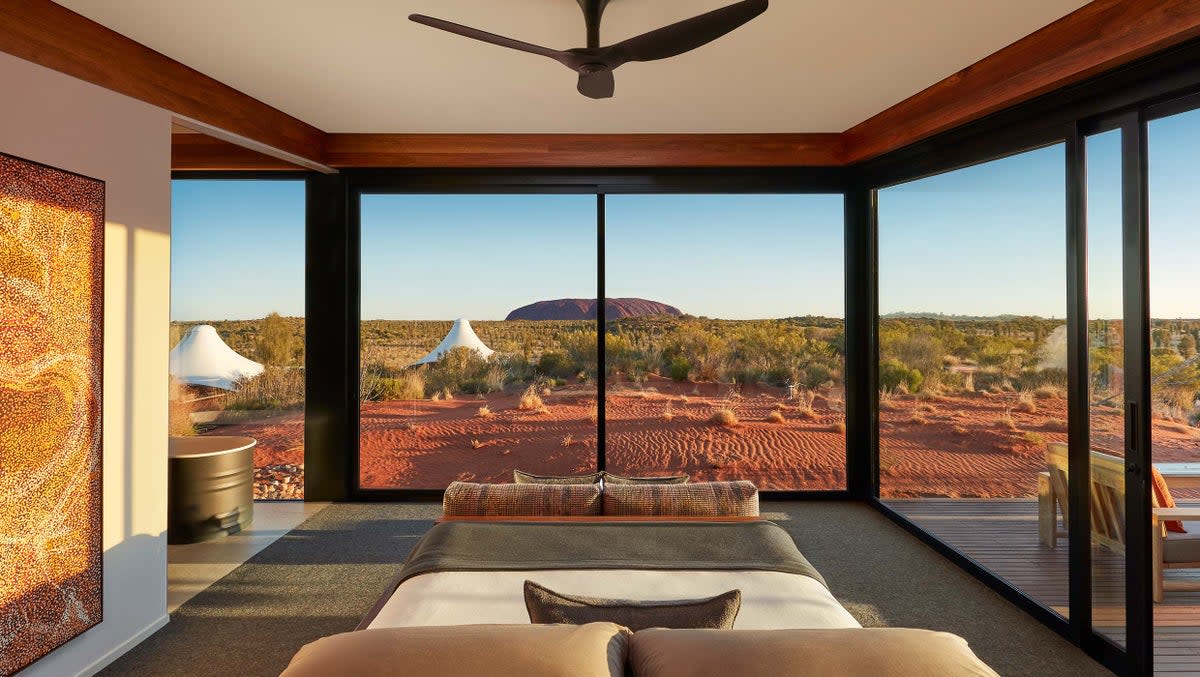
[171,111,1199,322]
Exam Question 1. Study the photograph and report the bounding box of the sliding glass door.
[604,194,846,490]
[357,194,598,489]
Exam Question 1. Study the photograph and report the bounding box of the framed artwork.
[0,152,104,674]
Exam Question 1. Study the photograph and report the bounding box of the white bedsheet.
[367,569,861,630]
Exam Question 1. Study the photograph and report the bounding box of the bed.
[359,519,860,630]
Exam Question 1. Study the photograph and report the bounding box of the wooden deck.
[886,498,1200,675]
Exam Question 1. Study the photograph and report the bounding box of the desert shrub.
[535,352,571,379]
[998,409,1018,431]
[370,372,426,401]
[535,350,571,378]
[518,384,544,411]
[666,356,692,382]
[907,414,929,425]
[255,312,299,367]
[879,359,923,393]
[800,363,835,390]
[226,366,306,410]
[1033,384,1066,400]
[561,434,574,447]
[1014,367,1068,391]
[972,369,1008,393]
[559,330,599,379]
[709,409,738,427]
[1014,390,1038,414]
[765,410,785,424]
[1023,431,1047,446]
[829,420,846,434]
[498,353,535,383]
[426,347,503,395]
[476,405,493,418]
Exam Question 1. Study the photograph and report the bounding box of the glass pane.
[358,194,598,489]
[1148,108,1200,660]
[170,179,307,499]
[604,194,846,490]
[878,145,1069,617]
[1085,129,1126,645]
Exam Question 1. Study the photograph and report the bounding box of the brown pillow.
[282,623,630,677]
[603,472,689,485]
[629,628,1000,677]
[514,469,604,485]
[524,580,740,631]
[443,481,601,516]
[602,480,759,517]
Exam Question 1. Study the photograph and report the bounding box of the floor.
[887,498,1200,675]
[104,501,1113,677]
[167,500,328,612]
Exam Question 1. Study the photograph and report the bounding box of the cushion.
[514,469,604,485]
[443,481,601,517]
[524,580,740,631]
[1165,522,1200,563]
[1151,467,1186,533]
[628,628,1000,677]
[603,472,689,485]
[602,481,758,517]
[281,623,630,677]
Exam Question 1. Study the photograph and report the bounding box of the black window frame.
[337,168,858,501]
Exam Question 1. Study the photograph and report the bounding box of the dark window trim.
[344,169,855,500]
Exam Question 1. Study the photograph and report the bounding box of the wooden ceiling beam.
[0,0,328,170]
[842,0,1200,164]
[320,133,845,168]
[171,133,308,172]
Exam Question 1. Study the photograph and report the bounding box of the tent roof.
[169,324,264,390]
[411,318,494,366]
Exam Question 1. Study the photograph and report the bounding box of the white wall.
[0,51,172,676]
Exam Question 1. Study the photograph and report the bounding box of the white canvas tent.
[169,324,265,390]
[411,318,495,366]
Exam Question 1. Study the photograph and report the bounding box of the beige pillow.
[603,472,689,485]
[525,580,740,631]
[629,628,1000,677]
[602,480,758,517]
[443,481,601,516]
[514,469,604,485]
[282,623,630,677]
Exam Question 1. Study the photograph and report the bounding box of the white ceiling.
[56,0,1088,134]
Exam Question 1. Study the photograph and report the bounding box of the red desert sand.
[217,375,1199,499]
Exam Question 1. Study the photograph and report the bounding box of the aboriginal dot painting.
[0,152,104,675]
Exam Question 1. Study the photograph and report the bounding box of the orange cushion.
[1152,467,1186,534]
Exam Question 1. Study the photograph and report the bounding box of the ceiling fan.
[409,0,768,99]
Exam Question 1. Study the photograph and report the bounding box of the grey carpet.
[101,501,1113,677]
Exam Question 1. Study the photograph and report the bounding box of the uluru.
[506,298,683,321]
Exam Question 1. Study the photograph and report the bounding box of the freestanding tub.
[168,436,256,544]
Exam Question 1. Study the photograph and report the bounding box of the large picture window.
[877,145,1069,615]
[354,191,845,491]
[358,194,599,489]
[170,179,307,499]
[604,194,846,490]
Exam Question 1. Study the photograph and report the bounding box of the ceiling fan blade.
[409,14,574,67]
[577,69,615,99]
[603,0,767,65]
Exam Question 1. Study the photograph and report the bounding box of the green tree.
[256,312,295,366]
[1180,334,1197,360]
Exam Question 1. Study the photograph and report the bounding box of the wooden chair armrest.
[1153,507,1200,521]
